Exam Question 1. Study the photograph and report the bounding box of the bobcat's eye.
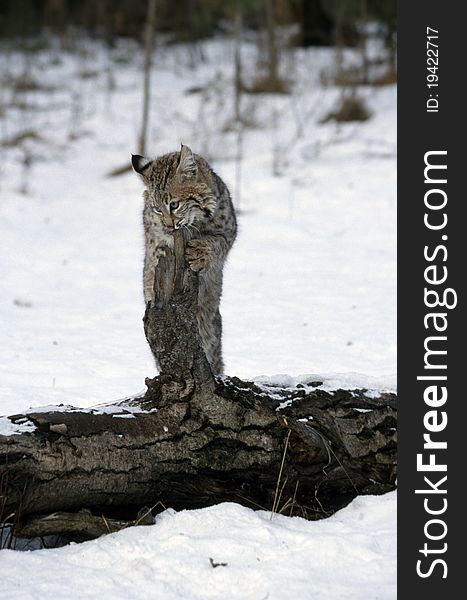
[169,200,179,212]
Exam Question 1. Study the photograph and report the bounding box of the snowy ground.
[0,494,396,600]
[0,33,396,598]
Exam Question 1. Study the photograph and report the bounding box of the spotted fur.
[132,145,237,374]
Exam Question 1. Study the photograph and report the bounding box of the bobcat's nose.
[162,215,175,229]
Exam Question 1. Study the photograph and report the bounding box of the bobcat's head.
[132,145,217,232]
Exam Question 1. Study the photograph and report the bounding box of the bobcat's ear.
[177,144,197,178]
[131,154,152,176]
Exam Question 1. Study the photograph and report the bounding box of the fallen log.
[0,230,397,541]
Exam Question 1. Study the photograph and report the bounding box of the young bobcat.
[132,145,237,374]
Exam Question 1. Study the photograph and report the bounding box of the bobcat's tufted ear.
[131,154,152,176]
[176,144,197,178]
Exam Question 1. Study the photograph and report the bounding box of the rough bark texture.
[143,229,214,403]
[0,231,397,540]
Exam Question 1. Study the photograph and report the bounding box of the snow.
[0,33,396,598]
[0,415,36,436]
[255,372,396,394]
[0,494,396,600]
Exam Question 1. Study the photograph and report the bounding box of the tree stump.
[0,231,397,541]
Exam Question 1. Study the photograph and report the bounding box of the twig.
[271,428,291,518]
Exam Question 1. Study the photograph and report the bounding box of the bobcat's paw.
[186,239,213,273]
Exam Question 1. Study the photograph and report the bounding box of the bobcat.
[132,145,237,374]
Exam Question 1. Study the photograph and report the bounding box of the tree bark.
[264,0,279,84]
[233,3,243,124]
[0,231,397,540]
[138,0,157,156]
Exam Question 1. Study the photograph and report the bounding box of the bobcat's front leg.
[185,239,214,273]
[187,233,232,274]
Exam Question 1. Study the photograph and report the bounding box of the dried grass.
[245,74,290,95]
[321,95,371,124]
[1,130,42,148]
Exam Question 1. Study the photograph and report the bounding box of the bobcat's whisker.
[188,223,202,237]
